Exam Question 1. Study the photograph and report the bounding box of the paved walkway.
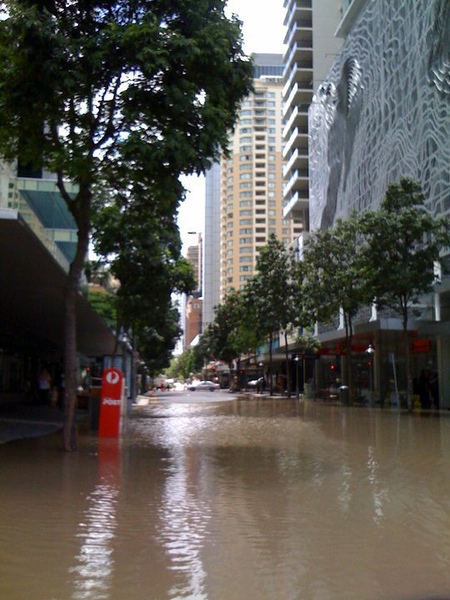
[0,404,65,444]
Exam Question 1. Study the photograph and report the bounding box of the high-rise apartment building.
[184,233,203,349]
[203,163,221,328]
[282,0,343,228]
[218,53,299,299]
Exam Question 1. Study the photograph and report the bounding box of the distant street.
[136,387,239,405]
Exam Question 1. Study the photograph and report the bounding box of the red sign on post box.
[99,368,124,438]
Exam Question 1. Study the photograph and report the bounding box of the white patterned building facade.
[308,0,450,406]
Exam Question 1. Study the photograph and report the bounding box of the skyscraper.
[184,233,203,349]
[282,0,343,229]
[217,53,299,299]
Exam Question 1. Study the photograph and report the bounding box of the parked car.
[188,380,220,392]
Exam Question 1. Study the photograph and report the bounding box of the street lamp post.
[257,362,264,394]
[294,355,300,400]
[366,344,375,405]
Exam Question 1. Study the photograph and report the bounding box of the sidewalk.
[0,403,65,444]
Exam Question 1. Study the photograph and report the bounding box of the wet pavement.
[2,395,450,600]
[0,403,65,444]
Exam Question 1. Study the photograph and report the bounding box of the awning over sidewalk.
[0,210,116,357]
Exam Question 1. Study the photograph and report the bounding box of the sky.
[178,0,286,252]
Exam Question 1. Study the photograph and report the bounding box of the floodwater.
[1,397,450,600]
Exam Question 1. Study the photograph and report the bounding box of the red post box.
[99,368,124,438]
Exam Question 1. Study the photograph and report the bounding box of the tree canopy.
[0,0,253,449]
[361,177,450,408]
[245,235,303,395]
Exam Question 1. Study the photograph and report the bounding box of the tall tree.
[92,183,196,371]
[0,0,253,449]
[246,235,301,396]
[302,214,372,403]
[362,177,450,409]
[198,290,260,371]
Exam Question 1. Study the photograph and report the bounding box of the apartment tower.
[218,53,299,299]
[282,0,343,228]
[184,233,203,349]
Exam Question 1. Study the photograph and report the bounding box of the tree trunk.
[268,333,273,396]
[284,331,291,398]
[63,277,79,452]
[62,186,91,452]
[403,309,413,411]
[343,313,354,404]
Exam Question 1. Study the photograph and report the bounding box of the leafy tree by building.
[0,0,253,449]
[361,177,450,409]
[302,214,372,402]
[246,235,302,396]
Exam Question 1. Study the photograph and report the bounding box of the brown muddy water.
[1,397,450,600]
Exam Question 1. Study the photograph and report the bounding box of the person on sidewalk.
[37,367,52,406]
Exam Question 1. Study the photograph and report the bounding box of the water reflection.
[70,441,121,599]
[1,401,450,600]
[157,447,210,599]
[71,482,118,599]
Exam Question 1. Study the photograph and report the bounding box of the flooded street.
[2,395,450,600]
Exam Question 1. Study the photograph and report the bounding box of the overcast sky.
[178,0,286,251]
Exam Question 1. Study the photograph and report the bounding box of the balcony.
[284,62,313,92]
[283,81,313,112]
[282,127,308,159]
[284,40,313,74]
[282,190,309,220]
[283,0,312,32]
[283,169,309,199]
[283,149,309,180]
[282,105,308,140]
